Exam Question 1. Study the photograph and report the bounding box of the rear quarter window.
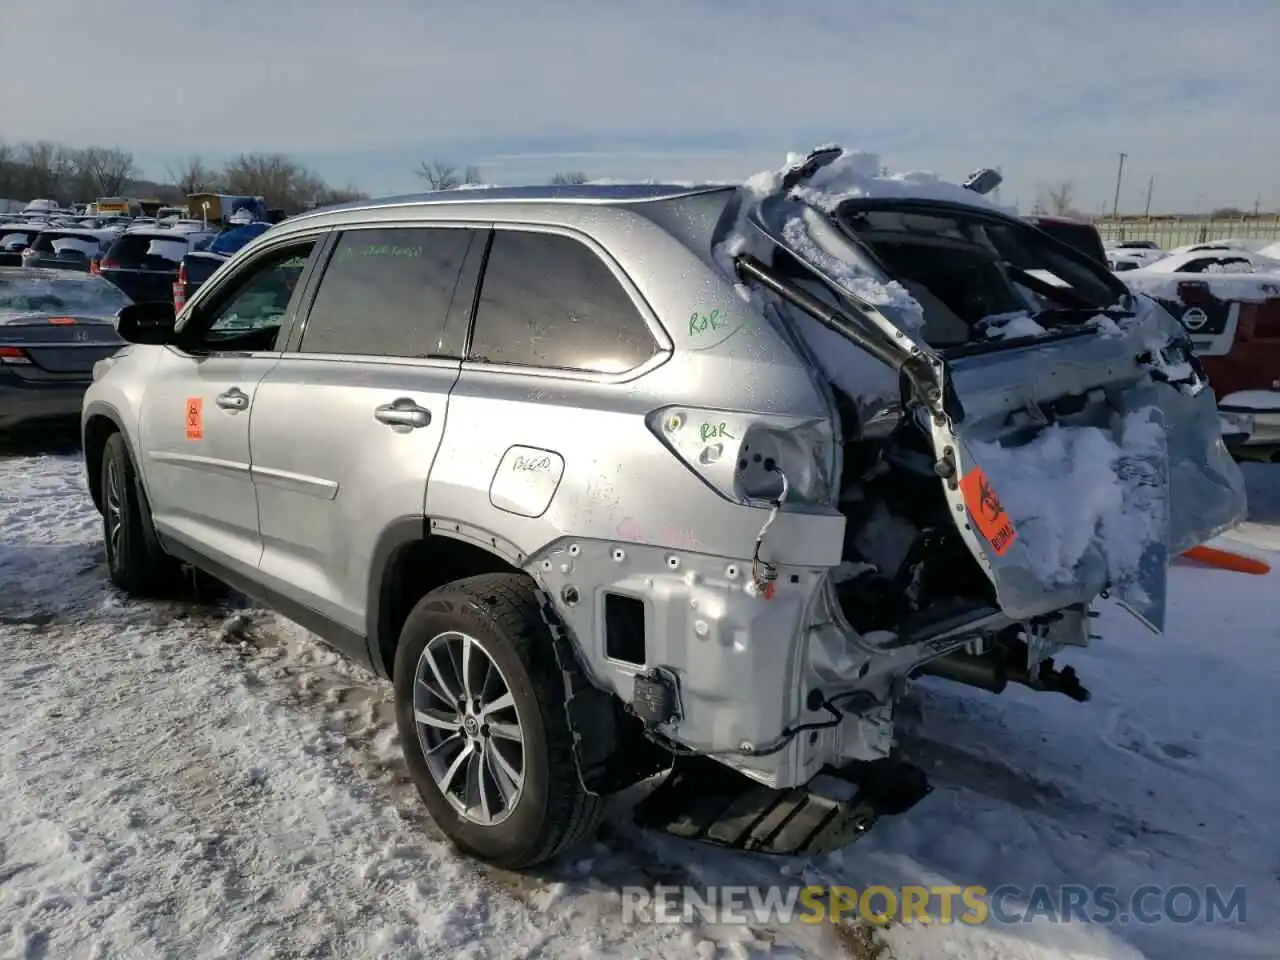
[468,229,660,373]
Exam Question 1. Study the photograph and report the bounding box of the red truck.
[1123,272,1280,460]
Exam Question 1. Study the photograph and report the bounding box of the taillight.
[99,259,120,270]
[0,346,31,364]
[90,259,101,274]
[173,262,187,310]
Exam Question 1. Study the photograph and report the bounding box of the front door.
[248,224,484,643]
[137,237,322,576]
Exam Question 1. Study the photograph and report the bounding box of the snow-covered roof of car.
[1132,249,1280,274]
[32,227,119,240]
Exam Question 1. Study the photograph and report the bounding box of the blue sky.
[3,0,1278,213]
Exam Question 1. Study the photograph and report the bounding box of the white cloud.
[2,0,1277,210]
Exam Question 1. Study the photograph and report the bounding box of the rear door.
[137,235,322,576]
[247,223,484,649]
[744,194,1246,633]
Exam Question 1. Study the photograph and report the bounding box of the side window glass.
[298,227,476,358]
[469,230,658,373]
[182,241,315,351]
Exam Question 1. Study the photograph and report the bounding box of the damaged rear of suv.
[597,148,1245,856]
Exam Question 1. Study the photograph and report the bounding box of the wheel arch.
[82,401,145,515]
[368,518,531,680]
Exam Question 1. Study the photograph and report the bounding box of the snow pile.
[970,408,1167,590]
[709,147,1008,405]
[146,238,189,262]
[1220,390,1280,412]
[50,236,100,258]
[712,147,1008,319]
[978,310,1048,340]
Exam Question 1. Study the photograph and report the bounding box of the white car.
[1105,239,1164,269]
[1127,248,1280,276]
[1107,250,1150,272]
[1164,239,1272,257]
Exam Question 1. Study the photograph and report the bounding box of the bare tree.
[220,152,334,212]
[167,156,219,195]
[0,137,368,213]
[313,183,370,206]
[16,141,74,199]
[1045,181,1076,216]
[79,147,136,195]
[415,160,482,190]
[550,171,589,185]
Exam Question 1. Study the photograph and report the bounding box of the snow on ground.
[1,435,1278,959]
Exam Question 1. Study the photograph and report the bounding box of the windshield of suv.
[835,202,1129,346]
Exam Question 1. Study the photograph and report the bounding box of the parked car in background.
[1112,239,1161,251]
[1128,249,1280,276]
[0,225,43,267]
[172,221,274,310]
[0,267,130,431]
[97,228,216,303]
[20,228,119,272]
[1105,240,1164,271]
[1165,239,1273,257]
[1023,215,1108,264]
[1119,257,1280,461]
[1107,250,1146,272]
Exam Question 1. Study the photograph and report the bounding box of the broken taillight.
[173,262,187,310]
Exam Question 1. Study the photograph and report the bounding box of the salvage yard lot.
[1,435,1277,960]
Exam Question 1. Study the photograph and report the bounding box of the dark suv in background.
[0,225,43,266]
[97,228,215,303]
[20,228,119,272]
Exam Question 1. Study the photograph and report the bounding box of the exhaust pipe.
[917,651,1090,702]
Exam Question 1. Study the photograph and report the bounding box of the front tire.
[394,573,604,869]
[101,432,181,597]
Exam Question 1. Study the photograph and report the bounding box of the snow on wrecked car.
[714,147,1244,637]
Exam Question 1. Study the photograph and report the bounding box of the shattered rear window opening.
[832,203,1129,346]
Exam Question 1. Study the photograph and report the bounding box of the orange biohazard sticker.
[185,397,203,440]
[959,466,1018,556]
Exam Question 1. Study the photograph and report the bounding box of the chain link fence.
[1094,217,1280,248]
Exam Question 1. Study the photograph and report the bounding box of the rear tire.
[101,432,182,597]
[394,572,605,869]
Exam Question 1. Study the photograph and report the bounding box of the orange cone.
[1181,545,1272,575]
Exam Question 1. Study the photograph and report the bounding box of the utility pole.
[1144,174,1154,218]
[1111,152,1127,218]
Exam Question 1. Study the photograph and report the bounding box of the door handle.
[216,387,249,411]
[374,399,432,429]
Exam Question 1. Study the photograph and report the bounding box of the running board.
[632,755,931,856]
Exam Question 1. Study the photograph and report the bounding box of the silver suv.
[82,148,1245,869]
